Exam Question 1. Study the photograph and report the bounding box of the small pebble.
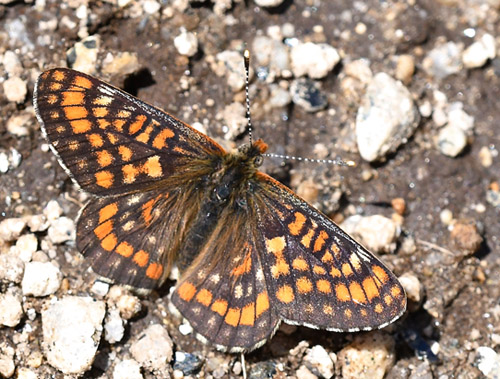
[47,217,76,244]
[462,33,496,69]
[66,35,100,74]
[2,50,23,76]
[101,51,140,76]
[0,152,9,174]
[423,41,463,79]
[436,124,467,157]
[395,54,415,84]
[295,365,317,379]
[3,76,28,103]
[290,78,328,112]
[268,84,292,108]
[42,296,106,374]
[447,103,474,133]
[21,261,62,296]
[440,209,453,225]
[391,198,406,216]
[91,280,110,297]
[221,102,247,140]
[0,342,15,378]
[43,200,63,221]
[130,324,173,371]
[104,309,125,344]
[0,290,23,327]
[254,0,285,7]
[212,50,247,91]
[6,112,31,137]
[17,368,38,379]
[479,146,493,167]
[107,286,142,319]
[450,220,483,255]
[12,233,38,262]
[113,359,143,379]
[476,346,500,378]
[0,217,26,242]
[290,42,340,79]
[398,272,423,304]
[303,345,334,378]
[0,252,25,283]
[174,30,198,57]
[338,332,396,379]
[343,215,399,254]
[356,73,420,162]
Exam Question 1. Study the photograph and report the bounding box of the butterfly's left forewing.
[34,68,225,196]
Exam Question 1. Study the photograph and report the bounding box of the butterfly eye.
[254,156,263,166]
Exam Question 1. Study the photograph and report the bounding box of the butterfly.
[33,63,406,353]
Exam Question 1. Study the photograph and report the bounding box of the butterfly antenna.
[264,152,356,167]
[243,49,253,145]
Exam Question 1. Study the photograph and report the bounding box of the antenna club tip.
[244,49,250,59]
[345,160,356,167]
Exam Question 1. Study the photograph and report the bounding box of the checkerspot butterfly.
[34,60,406,352]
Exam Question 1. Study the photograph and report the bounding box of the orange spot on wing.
[93,96,113,106]
[211,299,228,316]
[113,119,126,132]
[47,94,58,104]
[73,75,93,89]
[342,263,354,277]
[152,128,175,149]
[53,70,65,81]
[68,140,79,150]
[335,283,351,301]
[196,288,213,307]
[101,233,117,251]
[143,156,162,177]
[95,170,114,188]
[292,257,309,271]
[65,106,88,120]
[362,277,380,301]
[314,230,328,252]
[178,282,197,302]
[322,251,333,263]
[372,265,389,284]
[288,212,306,236]
[94,220,113,240]
[331,243,340,257]
[50,82,62,91]
[271,260,289,278]
[276,285,294,303]
[122,164,139,184]
[99,202,118,223]
[391,285,402,298]
[374,303,384,313]
[300,228,314,248]
[256,292,269,317]
[344,309,352,318]
[136,125,153,143]
[96,150,113,167]
[106,132,118,144]
[313,265,326,275]
[133,250,149,267]
[118,146,133,161]
[316,279,332,293]
[225,308,241,327]
[384,294,393,306]
[98,119,111,129]
[88,133,104,148]
[93,107,108,117]
[61,91,85,106]
[323,304,334,315]
[330,267,341,277]
[296,277,313,294]
[118,110,131,118]
[116,241,133,257]
[146,263,163,280]
[349,281,367,304]
[129,114,147,134]
[240,303,255,326]
[266,236,285,254]
[71,119,92,134]
[231,252,252,276]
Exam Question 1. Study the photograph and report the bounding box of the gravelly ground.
[0,0,500,378]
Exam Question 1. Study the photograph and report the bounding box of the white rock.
[24,214,49,232]
[338,332,396,379]
[12,233,38,262]
[355,72,420,162]
[447,103,474,132]
[130,324,173,371]
[0,217,26,242]
[303,345,334,378]
[102,51,140,76]
[143,0,160,14]
[0,291,23,327]
[113,359,143,379]
[104,309,125,344]
[174,30,198,57]
[107,286,142,320]
[398,272,423,304]
[252,36,290,78]
[0,342,15,378]
[6,112,31,137]
[0,253,24,283]
[91,280,110,297]
[255,0,284,6]
[343,59,373,84]
[47,217,75,244]
[349,214,399,254]
[42,296,106,374]
[212,50,248,91]
[437,124,467,157]
[17,368,38,379]
[66,35,100,74]
[3,76,27,103]
[221,102,247,140]
[291,42,340,79]
[269,84,292,108]
[463,33,496,69]
[21,261,62,296]
[0,152,9,174]
[423,41,463,79]
[43,200,63,221]
[476,346,500,378]
[2,50,22,76]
